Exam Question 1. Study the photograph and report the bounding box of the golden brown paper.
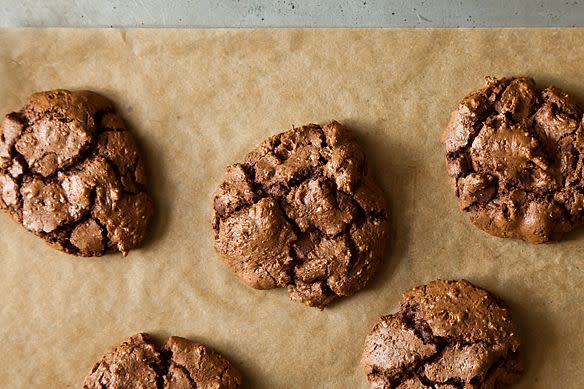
[0,28,583,388]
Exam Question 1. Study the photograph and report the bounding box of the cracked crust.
[0,90,153,256]
[361,280,522,389]
[82,333,243,389]
[442,76,584,243]
[211,121,389,308]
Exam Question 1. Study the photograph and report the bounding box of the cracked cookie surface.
[211,121,388,308]
[83,333,242,389]
[0,89,153,256]
[442,76,584,243]
[361,280,522,389]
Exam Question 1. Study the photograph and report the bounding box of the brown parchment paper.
[0,28,584,389]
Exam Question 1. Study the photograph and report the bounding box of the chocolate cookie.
[442,76,584,243]
[212,121,388,308]
[83,333,242,388]
[0,89,153,256]
[361,279,522,389]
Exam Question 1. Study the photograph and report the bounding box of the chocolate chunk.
[211,121,389,308]
[442,76,584,243]
[361,280,522,389]
[0,90,153,256]
[83,333,242,389]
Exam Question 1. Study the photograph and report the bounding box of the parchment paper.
[1,28,583,389]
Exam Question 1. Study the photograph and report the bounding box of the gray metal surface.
[1,0,583,28]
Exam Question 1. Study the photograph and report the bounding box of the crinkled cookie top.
[83,333,242,389]
[212,121,388,308]
[442,76,584,243]
[0,89,153,256]
[361,279,522,389]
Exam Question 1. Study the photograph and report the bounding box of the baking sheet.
[0,28,583,388]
